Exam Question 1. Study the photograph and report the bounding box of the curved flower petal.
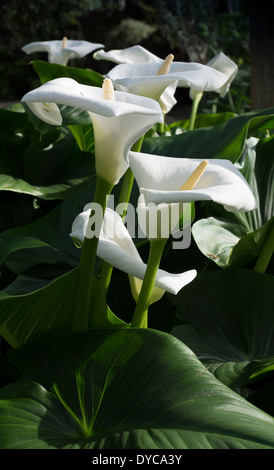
[107,61,228,105]
[22,78,163,185]
[70,208,197,298]
[206,52,238,98]
[22,39,104,66]
[129,151,256,213]
[26,102,63,126]
[95,46,177,113]
[93,45,161,64]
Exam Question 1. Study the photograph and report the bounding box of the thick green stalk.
[118,134,145,220]
[131,237,168,328]
[99,135,144,296]
[254,221,274,274]
[157,113,166,134]
[189,91,203,131]
[72,177,113,332]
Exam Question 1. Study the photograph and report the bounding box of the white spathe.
[128,151,256,239]
[70,207,197,303]
[93,45,161,65]
[190,51,238,99]
[107,60,228,111]
[129,151,256,211]
[21,78,163,185]
[22,39,104,66]
[94,45,177,114]
[207,52,238,98]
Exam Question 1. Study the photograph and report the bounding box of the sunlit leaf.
[1,328,274,449]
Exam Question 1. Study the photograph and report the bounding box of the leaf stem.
[254,220,274,273]
[157,113,166,134]
[72,177,113,332]
[99,135,144,296]
[189,92,203,131]
[131,237,168,328]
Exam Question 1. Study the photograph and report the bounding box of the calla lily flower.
[128,151,256,239]
[190,51,238,99]
[94,45,176,114]
[70,207,197,303]
[22,38,104,66]
[206,51,238,98]
[21,77,163,185]
[93,45,162,65]
[106,58,228,114]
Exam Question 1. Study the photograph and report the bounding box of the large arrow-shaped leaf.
[142,107,274,162]
[1,328,274,449]
[171,268,274,389]
[0,267,128,348]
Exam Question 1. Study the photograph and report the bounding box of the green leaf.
[0,267,128,348]
[142,107,274,163]
[0,185,95,274]
[0,268,79,348]
[0,108,95,201]
[1,328,274,449]
[68,123,95,153]
[32,60,103,87]
[168,111,237,132]
[0,107,30,135]
[171,268,274,389]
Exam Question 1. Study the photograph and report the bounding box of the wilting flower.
[129,151,256,239]
[21,77,163,185]
[106,56,228,114]
[70,207,197,303]
[22,38,104,66]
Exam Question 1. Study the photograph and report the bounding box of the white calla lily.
[22,38,104,66]
[190,51,238,99]
[106,59,228,114]
[94,45,176,114]
[129,151,256,239]
[93,45,162,65]
[70,207,197,302]
[22,77,163,185]
[206,52,238,98]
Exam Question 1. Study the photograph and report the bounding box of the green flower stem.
[157,113,166,134]
[131,237,168,329]
[254,220,274,274]
[189,91,203,131]
[118,134,145,212]
[117,167,135,221]
[99,135,144,296]
[72,176,113,332]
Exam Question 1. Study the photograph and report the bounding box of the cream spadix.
[102,78,115,100]
[180,160,209,191]
[157,54,174,75]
